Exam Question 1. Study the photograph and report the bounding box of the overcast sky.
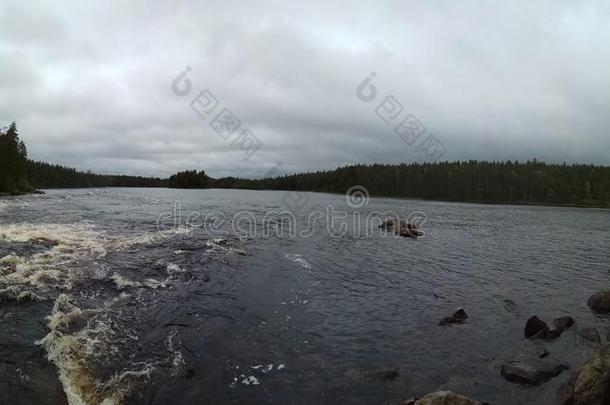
[1,1,609,178]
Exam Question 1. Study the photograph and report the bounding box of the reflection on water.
[1,188,610,404]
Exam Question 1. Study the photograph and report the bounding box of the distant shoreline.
[2,186,609,210]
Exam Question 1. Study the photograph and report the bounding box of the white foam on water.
[111,273,142,290]
[0,223,199,403]
[241,375,260,385]
[0,223,106,301]
[0,223,192,299]
[36,294,156,405]
[205,239,246,256]
[284,253,312,269]
[165,262,185,275]
[111,273,169,290]
[109,227,192,250]
[166,329,186,374]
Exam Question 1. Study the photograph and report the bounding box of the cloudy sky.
[1,1,609,178]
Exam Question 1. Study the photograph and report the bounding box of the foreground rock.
[439,308,468,326]
[553,316,575,333]
[408,391,487,405]
[524,315,574,340]
[501,359,567,385]
[379,218,423,238]
[525,316,549,337]
[559,344,610,404]
[372,367,400,381]
[587,291,610,314]
[578,327,601,345]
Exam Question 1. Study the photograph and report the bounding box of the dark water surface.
[1,188,609,404]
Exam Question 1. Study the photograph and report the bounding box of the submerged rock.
[501,360,567,385]
[587,291,610,314]
[560,344,610,404]
[439,308,468,326]
[552,316,575,333]
[411,391,487,405]
[578,327,601,345]
[375,368,399,382]
[503,299,519,314]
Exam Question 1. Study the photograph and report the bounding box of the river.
[1,188,609,404]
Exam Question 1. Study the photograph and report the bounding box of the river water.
[1,188,609,404]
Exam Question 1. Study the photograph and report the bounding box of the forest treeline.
[194,162,610,208]
[168,170,209,189]
[2,121,610,207]
[0,122,166,193]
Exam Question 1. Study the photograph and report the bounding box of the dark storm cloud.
[1,0,609,177]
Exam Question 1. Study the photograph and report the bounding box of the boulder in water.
[578,327,601,345]
[379,218,423,238]
[587,291,610,314]
[524,316,549,338]
[500,359,567,385]
[439,308,468,326]
[552,316,575,333]
[375,368,399,382]
[524,315,572,340]
[412,391,487,405]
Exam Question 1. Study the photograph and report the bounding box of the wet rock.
[525,316,549,338]
[439,308,468,326]
[552,316,575,333]
[587,291,610,314]
[414,391,487,404]
[375,368,399,381]
[539,349,550,359]
[399,224,423,238]
[503,299,518,314]
[578,327,601,345]
[384,399,417,405]
[524,315,571,340]
[500,359,567,385]
[560,344,610,404]
[379,218,423,238]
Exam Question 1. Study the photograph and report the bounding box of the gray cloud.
[1,0,609,178]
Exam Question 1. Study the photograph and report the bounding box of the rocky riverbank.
[386,290,610,404]
[0,189,44,197]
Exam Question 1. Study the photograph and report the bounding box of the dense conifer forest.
[201,162,610,207]
[0,122,166,194]
[1,121,609,207]
[163,163,610,208]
